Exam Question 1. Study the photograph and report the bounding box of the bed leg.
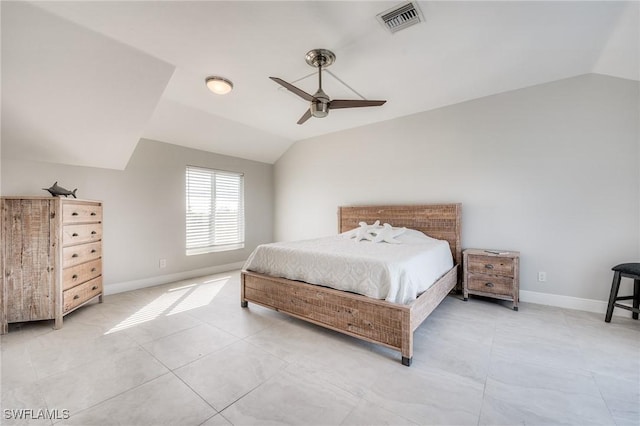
[401,356,412,367]
[240,273,248,308]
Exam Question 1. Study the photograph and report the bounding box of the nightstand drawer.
[467,274,513,296]
[467,255,514,277]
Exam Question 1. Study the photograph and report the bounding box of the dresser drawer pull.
[91,249,97,253]
[72,274,78,280]
[91,231,97,235]
[72,212,79,216]
[484,264,494,270]
[72,253,79,258]
[485,282,494,288]
[92,286,98,291]
[91,212,97,216]
[72,233,79,237]
[91,268,97,272]
[73,295,80,300]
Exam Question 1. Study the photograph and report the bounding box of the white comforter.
[242,229,453,304]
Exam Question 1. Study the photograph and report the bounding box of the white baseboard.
[520,289,633,318]
[103,261,246,295]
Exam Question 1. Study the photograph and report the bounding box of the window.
[186,166,244,255]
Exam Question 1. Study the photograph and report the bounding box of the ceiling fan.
[270,49,387,125]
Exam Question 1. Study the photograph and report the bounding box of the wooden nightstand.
[463,249,520,311]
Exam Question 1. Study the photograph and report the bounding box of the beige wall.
[274,74,640,303]
[1,139,274,292]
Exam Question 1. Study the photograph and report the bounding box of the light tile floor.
[1,271,638,425]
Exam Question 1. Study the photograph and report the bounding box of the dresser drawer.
[63,277,102,313]
[467,273,513,296]
[62,241,101,268]
[467,255,514,277]
[62,258,102,291]
[62,203,102,224]
[62,223,102,246]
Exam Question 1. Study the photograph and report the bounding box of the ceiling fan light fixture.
[205,76,233,95]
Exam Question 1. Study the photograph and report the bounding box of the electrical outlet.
[538,271,547,282]
[159,258,167,269]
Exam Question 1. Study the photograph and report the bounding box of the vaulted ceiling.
[2,1,638,169]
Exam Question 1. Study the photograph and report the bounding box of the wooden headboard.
[338,204,462,266]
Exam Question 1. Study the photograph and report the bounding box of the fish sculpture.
[43,182,77,198]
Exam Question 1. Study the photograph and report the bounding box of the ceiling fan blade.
[269,77,315,102]
[297,109,312,125]
[329,99,387,109]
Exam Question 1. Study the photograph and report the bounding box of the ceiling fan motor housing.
[311,100,329,118]
[311,88,330,118]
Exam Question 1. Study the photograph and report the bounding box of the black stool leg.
[605,271,622,322]
[633,279,640,320]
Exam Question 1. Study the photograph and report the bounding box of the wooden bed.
[240,204,462,366]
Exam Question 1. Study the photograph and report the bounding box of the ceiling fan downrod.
[306,49,334,119]
[312,65,329,118]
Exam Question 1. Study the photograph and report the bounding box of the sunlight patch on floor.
[104,276,230,334]
[168,277,228,315]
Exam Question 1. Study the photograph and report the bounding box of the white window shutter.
[186,166,244,255]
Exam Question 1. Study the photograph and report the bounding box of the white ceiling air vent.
[377,2,424,34]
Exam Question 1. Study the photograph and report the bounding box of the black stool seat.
[612,263,640,276]
[605,262,640,322]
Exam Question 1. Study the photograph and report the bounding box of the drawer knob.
[73,295,80,300]
[485,282,494,288]
[72,253,79,258]
[72,212,79,216]
[90,212,97,216]
[92,286,98,291]
[91,268,96,272]
[72,274,78,280]
[91,231,97,235]
[484,264,494,270]
[72,233,79,237]
[91,249,97,253]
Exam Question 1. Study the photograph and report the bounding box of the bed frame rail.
[241,267,457,365]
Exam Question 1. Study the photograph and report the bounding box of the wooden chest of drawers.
[1,197,103,334]
[463,249,520,310]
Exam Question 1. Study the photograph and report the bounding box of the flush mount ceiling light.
[205,76,233,95]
